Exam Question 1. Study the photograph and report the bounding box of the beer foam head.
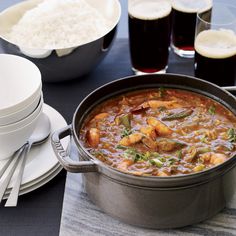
[195,29,236,59]
[129,0,172,20]
[172,0,212,13]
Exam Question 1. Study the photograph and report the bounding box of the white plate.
[17,165,64,197]
[4,164,63,199]
[0,103,68,195]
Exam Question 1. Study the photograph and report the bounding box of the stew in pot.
[80,89,236,176]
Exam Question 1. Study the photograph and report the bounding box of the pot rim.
[72,73,236,186]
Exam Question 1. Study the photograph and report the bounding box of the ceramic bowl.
[0,0,121,82]
[0,95,43,160]
[0,54,42,118]
[0,90,41,126]
[0,95,43,133]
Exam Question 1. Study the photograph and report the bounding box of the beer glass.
[194,3,236,86]
[171,0,212,58]
[128,0,172,74]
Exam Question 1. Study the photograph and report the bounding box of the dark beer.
[128,0,172,74]
[194,30,236,86]
[171,0,212,58]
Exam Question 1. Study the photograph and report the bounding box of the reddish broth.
[80,89,236,176]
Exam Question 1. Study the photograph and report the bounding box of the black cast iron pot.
[51,74,236,229]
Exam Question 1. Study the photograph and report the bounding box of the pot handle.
[51,125,98,173]
[222,86,236,92]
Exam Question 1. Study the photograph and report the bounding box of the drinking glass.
[128,0,172,74]
[194,3,236,86]
[171,0,212,58]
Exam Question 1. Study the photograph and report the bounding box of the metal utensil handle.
[222,86,236,92]
[0,147,24,203]
[51,125,98,173]
[5,143,30,207]
[0,157,14,179]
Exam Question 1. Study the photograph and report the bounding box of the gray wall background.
[0,0,235,38]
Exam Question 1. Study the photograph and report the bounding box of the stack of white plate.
[0,54,68,197]
[1,104,68,199]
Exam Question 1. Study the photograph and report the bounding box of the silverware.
[0,155,17,180]
[5,113,51,207]
[0,148,24,203]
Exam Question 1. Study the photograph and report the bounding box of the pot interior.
[72,73,236,187]
[74,74,236,132]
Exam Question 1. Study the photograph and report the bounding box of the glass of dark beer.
[194,3,236,86]
[128,0,172,74]
[171,0,212,58]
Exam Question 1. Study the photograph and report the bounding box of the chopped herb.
[143,152,153,160]
[123,148,145,162]
[90,150,105,159]
[175,140,187,148]
[149,158,163,168]
[144,151,151,159]
[91,151,108,160]
[122,148,134,159]
[227,128,236,143]
[151,152,161,158]
[197,147,211,154]
[122,149,163,163]
[119,114,132,129]
[166,158,177,166]
[200,134,208,143]
[162,109,193,121]
[159,87,166,98]
[208,105,216,115]
[116,145,127,150]
[176,150,182,160]
[158,106,167,112]
[121,128,132,138]
[149,153,165,167]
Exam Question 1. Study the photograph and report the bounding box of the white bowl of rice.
[0,0,121,82]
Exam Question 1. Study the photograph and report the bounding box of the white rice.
[8,0,112,49]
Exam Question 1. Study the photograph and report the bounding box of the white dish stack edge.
[0,54,43,160]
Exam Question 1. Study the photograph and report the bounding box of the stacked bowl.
[0,54,43,160]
